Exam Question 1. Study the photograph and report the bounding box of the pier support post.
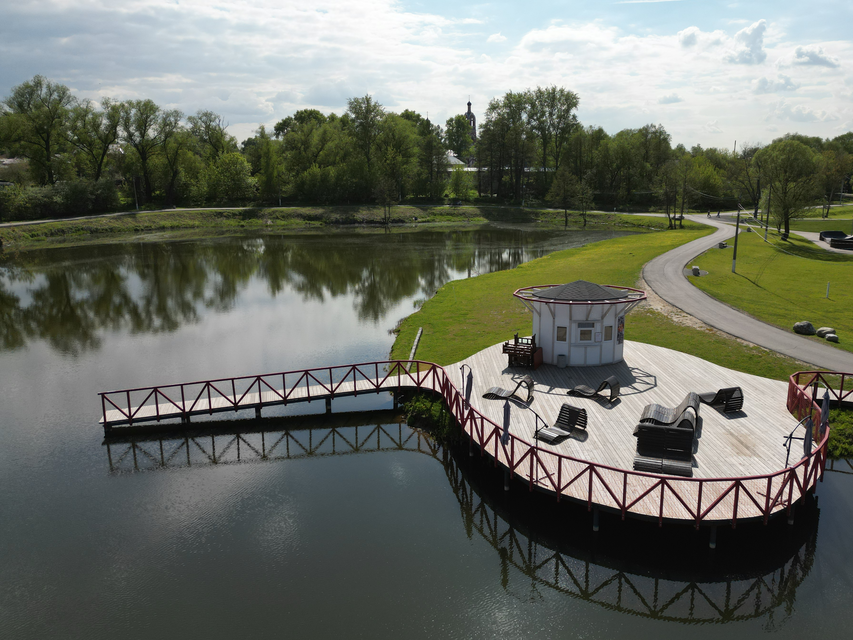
[788,504,795,525]
[504,469,510,492]
[392,390,398,410]
[592,506,600,532]
[469,435,473,457]
[255,407,262,420]
[709,526,717,549]
[325,397,332,414]
[181,414,190,424]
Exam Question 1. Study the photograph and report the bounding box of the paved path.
[643,215,853,372]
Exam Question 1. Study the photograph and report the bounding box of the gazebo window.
[578,322,594,342]
[556,326,567,342]
[604,325,613,341]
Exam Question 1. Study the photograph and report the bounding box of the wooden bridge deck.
[455,340,799,481]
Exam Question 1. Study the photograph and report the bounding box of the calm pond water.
[0,224,851,639]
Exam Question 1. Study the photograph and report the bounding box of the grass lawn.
[391,224,810,381]
[800,204,853,219]
[689,231,853,353]
[789,217,853,233]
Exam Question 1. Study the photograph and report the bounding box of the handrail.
[100,361,834,526]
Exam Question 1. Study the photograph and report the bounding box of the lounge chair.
[568,375,620,403]
[639,391,700,427]
[536,403,587,444]
[483,375,534,405]
[633,422,695,458]
[698,386,744,413]
[633,455,693,477]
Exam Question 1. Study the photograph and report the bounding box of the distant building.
[465,101,477,142]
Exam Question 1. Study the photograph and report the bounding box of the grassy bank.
[0,205,682,249]
[390,225,810,381]
[789,218,853,233]
[690,231,853,354]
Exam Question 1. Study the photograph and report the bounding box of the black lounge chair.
[483,375,534,405]
[633,455,693,477]
[633,422,695,459]
[698,386,744,413]
[640,392,700,427]
[536,403,587,444]
[568,375,620,403]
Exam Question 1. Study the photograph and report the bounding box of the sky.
[1,0,851,149]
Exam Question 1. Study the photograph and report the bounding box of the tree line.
[1,74,851,232]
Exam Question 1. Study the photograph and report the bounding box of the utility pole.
[764,183,771,241]
[732,208,741,273]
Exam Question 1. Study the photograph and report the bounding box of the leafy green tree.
[187,110,236,160]
[414,118,448,199]
[207,152,255,203]
[346,95,384,175]
[526,86,579,192]
[726,144,764,217]
[158,110,191,207]
[374,114,417,203]
[67,98,122,181]
[448,166,472,201]
[256,125,284,203]
[756,140,818,234]
[273,109,327,139]
[120,99,163,202]
[1,75,74,184]
[816,149,851,216]
[547,165,578,227]
[444,114,473,159]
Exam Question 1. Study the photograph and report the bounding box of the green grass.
[0,205,694,249]
[789,217,853,233]
[801,204,853,219]
[390,224,809,381]
[689,231,853,353]
[828,407,853,458]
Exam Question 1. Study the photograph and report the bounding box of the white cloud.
[659,93,683,104]
[704,120,723,133]
[772,101,838,123]
[487,32,507,43]
[753,75,799,94]
[726,19,767,65]
[792,46,840,68]
[678,27,698,47]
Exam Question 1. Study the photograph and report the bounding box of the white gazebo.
[513,281,646,367]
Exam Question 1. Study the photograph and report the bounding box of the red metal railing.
[101,362,835,526]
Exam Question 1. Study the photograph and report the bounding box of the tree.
[444,114,473,159]
[726,144,764,217]
[67,98,122,181]
[816,149,851,217]
[158,109,189,207]
[1,75,74,184]
[346,95,384,175]
[547,165,578,227]
[120,99,163,202]
[273,109,327,139]
[756,140,818,234]
[187,110,236,160]
[526,86,579,193]
[448,166,472,201]
[256,125,284,203]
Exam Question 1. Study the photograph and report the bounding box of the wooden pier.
[98,340,839,527]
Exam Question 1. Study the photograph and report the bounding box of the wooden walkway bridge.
[98,342,842,529]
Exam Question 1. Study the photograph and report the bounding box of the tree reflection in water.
[0,227,617,354]
[105,413,818,629]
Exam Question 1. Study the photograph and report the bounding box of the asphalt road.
[643,215,853,372]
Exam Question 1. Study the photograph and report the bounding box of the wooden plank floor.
[452,340,802,482]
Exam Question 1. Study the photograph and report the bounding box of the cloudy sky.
[2,0,851,148]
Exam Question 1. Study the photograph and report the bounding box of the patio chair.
[633,455,693,477]
[483,375,534,405]
[639,391,700,427]
[698,386,744,413]
[568,375,620,403]
[535,403,587,444]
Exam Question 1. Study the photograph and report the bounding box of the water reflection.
[104,415,819,628]
[0,227,618,354]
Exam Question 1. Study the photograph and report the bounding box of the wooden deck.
[455,340,800,482]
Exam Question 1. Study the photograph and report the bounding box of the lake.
[0,224,850,638]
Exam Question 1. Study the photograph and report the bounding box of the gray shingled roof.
[531,280,629,302]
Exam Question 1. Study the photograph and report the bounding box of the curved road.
[643,215,853,372]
